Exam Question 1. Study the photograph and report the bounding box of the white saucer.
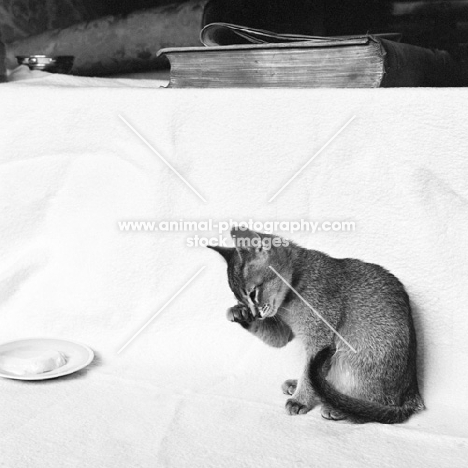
[0,338,94,381]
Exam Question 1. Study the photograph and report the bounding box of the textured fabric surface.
[0,78,467,466]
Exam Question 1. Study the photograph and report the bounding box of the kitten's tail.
[308,346,424,424]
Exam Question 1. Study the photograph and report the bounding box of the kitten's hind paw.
[285,398,311,415]
[281,379,297,396]
[321,405,347,421]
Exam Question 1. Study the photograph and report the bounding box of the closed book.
[157,22,467,88]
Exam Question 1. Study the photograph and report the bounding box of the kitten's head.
[208,227,292,319]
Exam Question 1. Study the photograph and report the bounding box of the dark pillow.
[0,0,96,42]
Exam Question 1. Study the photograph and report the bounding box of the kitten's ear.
[231,227,263,253]
[207,245,235,263]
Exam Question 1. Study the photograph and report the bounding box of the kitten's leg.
[227,304,293,348]
[247,318,294,348]
[285,343,329,415]
[285,359,320,415]
[281,379,297,395]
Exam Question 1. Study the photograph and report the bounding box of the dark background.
[90,0,466,52]
[1,0,466,53]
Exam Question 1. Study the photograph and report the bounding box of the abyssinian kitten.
[208,227,424,424]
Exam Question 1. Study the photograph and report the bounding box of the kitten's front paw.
[281,379,297,396]
[226,304,255,323]
[285,398,311,415]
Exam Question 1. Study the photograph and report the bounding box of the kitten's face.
[209,229,290,319]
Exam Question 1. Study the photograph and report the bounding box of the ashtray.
[16,55,74,74]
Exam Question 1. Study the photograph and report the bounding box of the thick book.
[199,22,402,46]
[157,22,467,88]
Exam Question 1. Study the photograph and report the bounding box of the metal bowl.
[16,55,74,74]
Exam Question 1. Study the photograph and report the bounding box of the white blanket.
[0,74,467,467]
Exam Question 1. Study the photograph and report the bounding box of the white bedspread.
[0,73,467,467]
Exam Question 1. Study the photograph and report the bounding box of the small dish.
[16,55,74,74]
[0,338,94,381]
